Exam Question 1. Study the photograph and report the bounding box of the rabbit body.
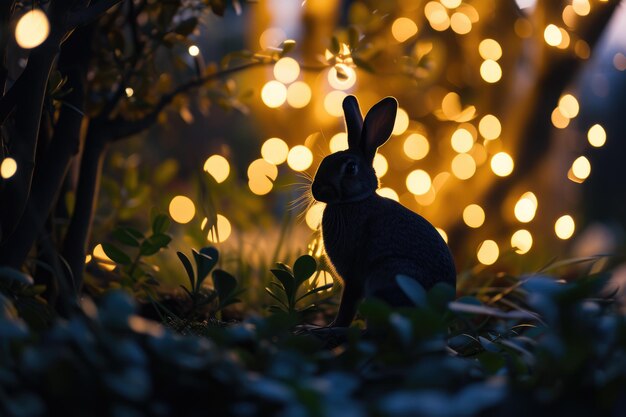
[312,95,456,326]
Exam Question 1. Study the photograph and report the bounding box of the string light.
[261,138,289,164]
[463,204,485,228]
[587,124,606,147]
[406,170,432,195]
[274,58,300,84]
[490,152,514,177]
[203,155,230,183]
[287,81,312,108]
[287,145,313,171]
[169,196,196,224]
[188,45,200,57]
[1,158,17,179]
[392,108,410,136]
[555,215,575,240]
[480,60,502,83]
[403,134,430,160]
[329,133,349,153]
[391,17,418,42]
[261,81,287,108]
[511,229,533,254]
[207,214,232,243]
[477,240,499,265]
[15,9,49,49]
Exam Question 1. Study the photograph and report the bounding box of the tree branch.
[67,0,126,28]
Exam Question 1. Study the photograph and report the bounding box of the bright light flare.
[287,81,312,108]
[15,9,49,49]
[406,170,432,195]
[391,17,418,42]
[587,124,606,147]
[555,215,575,240]
[261,138,289,165]
[203,155,230,183]
[207,214,232,243]
[273,57,300,84]
[477,240,499,265]
[169,196,196,224]
[511,229,533,254]
[463,204,485,228]
[480,60,502,83]
[490,152,514,177]
[403,134,430,160]
[261,81,287,108]
[287,145,313,171]
[1,157,17,179]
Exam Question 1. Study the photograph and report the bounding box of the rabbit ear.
[342,95,363,150]
[361,97,398,161]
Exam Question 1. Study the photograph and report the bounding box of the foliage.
[1,253,625,416]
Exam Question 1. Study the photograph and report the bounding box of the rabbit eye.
[345,161,358,176]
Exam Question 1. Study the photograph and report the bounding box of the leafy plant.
[265,254,333,316]
[176,246,242,318]
[99,212,173,296]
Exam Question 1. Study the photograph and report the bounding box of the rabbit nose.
[312,182,338,202]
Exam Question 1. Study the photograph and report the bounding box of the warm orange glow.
[477,240,499,265]
[373,154,388,178]
[544,24,562,47]
[273,58,300,84]
[480,60,502,83]
[330,132,349,153]
[479,39,502,61]
[558,94,579,118]
[406,170,432,195]
[376,187,399,201]
[436,228,448,243]
[287,145,313,171]
[451,128,474,153]
[571,156,591,180]
[305,203,325,230]
[391,17,418,42]
[0,157,17,179]
[259,27,286,49]
[188,45,200,57]
[207,214,232,243]
[551,108,570,129]
[511,229,533,254]
[587,124,606,147]
[392,108,410,136]
[328,65,357,90]
[169,196,196,224]
[555,215,575,240]
[514,192,537,223]
[324,90,347,117]
[261,138,289,165]
[15,9,49,49]
[93,244,116,271]
[203,155,230,183]
[403,134,430,160]
[286,81,312,108]
[479,114,501,140]
[572,0,591,16]
[450,12,472,35]
[261,81,287,108]
[451,153,476,180]
[463,204,485,228]
[490,152,514,177]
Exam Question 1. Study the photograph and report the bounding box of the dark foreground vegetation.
[1,246,625,417]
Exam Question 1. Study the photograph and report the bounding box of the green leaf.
[279,39,296,56]
[102,243,132,265]
[212,269,238,304]
[112,227,141,247]
[177,252,195,290]
[293,255,316,285]
[275,262,293,275]
[352,56,374,73]
[270,269,295,301]
[396,275,427,307]
[194,247,219,289]
[265,288,288,308]
[296,283,333,302]
[152,214,170,235]
[173,17,198,36]
[140,234,172,256]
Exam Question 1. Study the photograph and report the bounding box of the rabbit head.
[312,95,398,204]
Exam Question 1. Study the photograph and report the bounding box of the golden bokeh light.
[93,244,116,271]
[562,5,577,28]
[463,204,485,228]
[330,132,349,153]
[558,94,579,118]
[572,0,591,16]
[203,155,230,183]
[555,215,575,240]
[376,187,399,202]
[479,114,501,140]
[305,203,325,230]
[261,138,289,165]
[436,228,448,243]
[287,145,313,171]
[557,28,570,49]
[248,177,273,195]
[286,81,312,108]
[425,1,451,31]
[273,57,300,84]
[587,124,606,147]
[575,40,590,59]
[188,45,200,57]
[551,107,570,129]
[403,133,430,160]
[261,81,287,108]
[248,158,278,182]
[544,24,562,47]
[169,195,196,224]
[373,153,388,178]
[511,229,533,254]
[391,17,418,42]
[441,0,462,8]
[328,65,357,90]
[478,39,502,61]
[207,214,232,243]
[490,152,514,177]
[571,156,591,180]
[451,153,476,180]
[514,193,537,223]
[480,60,502,83]
[451,128,474,153]
[392,108,410,136]
[15,9,50,49]
[442,92,462,119]
[259,27,286,49]
[1,157,17,179]
[477,240,499,266]
[125,87,134,97]
[406,169,432,195]
[324,90,347,117]
[450,12,472,35]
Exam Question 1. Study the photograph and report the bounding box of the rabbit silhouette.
[311,95,456,327]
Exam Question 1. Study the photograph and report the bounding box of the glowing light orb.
[490,152,514,177]
[1,157,17,179]
[15,9,49,49]
[451,153,476,180]
[587,124,606,147]
[558,94,579,118]
[463,204,485,228]
[305,203,326,230]
[324,90,347,117]
[188,45,200,57]
[451,128,474,153]
[403,134,430,160]
[392,108,410,136]
[406,170,432,195]
[480,60,502,83]
[544,24,562,47]
[248,158,278,182]
[328,65,357,90]
[93,244,116,271]
[551,108,570,129]
[373,154,388,178]
[572,0,591,16]
[261,138,289,165]
[169,196,196,224]
[203,155,230,183]
[477,240,499,265]
[376,187,399,201]
[511,229,533,254]
[571,156,591,180]
[478,114,501,140]
[207,214,232,243]
[273,57,300,84]
[555,215,575,240]
[286,81,312,108]
[514,193,537,223]
[479,39,502,61]
[261,81,287,108]
[287,145,313,171]
[248,177,273,195]
[441,0,462,8]
[392,18,418,43]
[125,87,134,97]
[436,228,448,243]
[329,132,349,153]
[259,27,286,49]
[450,12,472,35]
